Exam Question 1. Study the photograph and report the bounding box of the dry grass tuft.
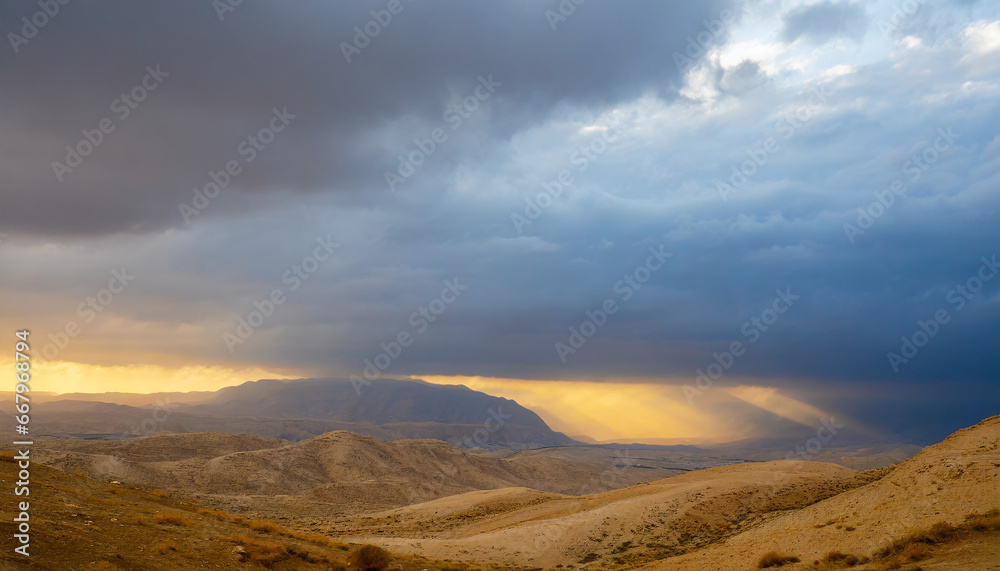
[964,508,1000,531]
[872,509,1000,568]
[349,544,392,571]
[153,512,193,526]
[155,539,179,554]
[758,550,800,568]
[223,533,290,566]
[248,519,284,533]
[821,550,867,567]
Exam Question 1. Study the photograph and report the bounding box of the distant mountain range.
[5,378,576,448]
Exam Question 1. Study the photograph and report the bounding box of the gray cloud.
[1,0,998,444]
[0,0,731,237]
[781,1,867,43]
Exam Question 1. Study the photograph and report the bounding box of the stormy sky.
[1,0,997,444]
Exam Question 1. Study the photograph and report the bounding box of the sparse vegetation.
[348,544,392,571]
[224,533,290,566]
[872,510,1000,568]
[821,550,866,566]
[153,512,193,526]
[964,508,1000,531]
[248,519,284,533]
[155,540,179,554]
[758,550,800,568]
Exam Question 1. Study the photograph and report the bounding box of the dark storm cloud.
[0,0,731,237]
[781,1,867,43]
[1,1,998,445]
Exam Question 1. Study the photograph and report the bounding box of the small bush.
[822,551,859,566]
[225,533,289,566]
[153,512,192,526]
[348,544,392,571]
[758,550,800,568]
[248,519,283,533]
[151,488,169,498]
[155,540,178,554]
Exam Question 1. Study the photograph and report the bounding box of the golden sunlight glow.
[723,385,834,428]
[416,375,749,443]
[11,359,300,395]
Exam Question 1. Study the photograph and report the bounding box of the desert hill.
[336,460,867,568]
[0,452,479,571]
[638,414,1000,570]
[327,416,1000,569]
[33,430,691,518]
[12,416,998,570]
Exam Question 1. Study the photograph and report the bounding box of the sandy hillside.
[339,460,861,568]
[35,430,688,518]
[640,415,1000,570]
[336,417,999,570]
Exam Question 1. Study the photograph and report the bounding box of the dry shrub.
[151,488,169,498]
[153,512,193,526]
[822,550,862,566]
[874,521,956,567]
[248,519,283,533]
[964,508,1000,531]
[224,533,290,566]
[289,529,339,547]
[349,544,392,571]
[155,540,178,554]
[0,450,17,462]
[758,550,800,568]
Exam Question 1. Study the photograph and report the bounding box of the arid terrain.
[2,415,998,570]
